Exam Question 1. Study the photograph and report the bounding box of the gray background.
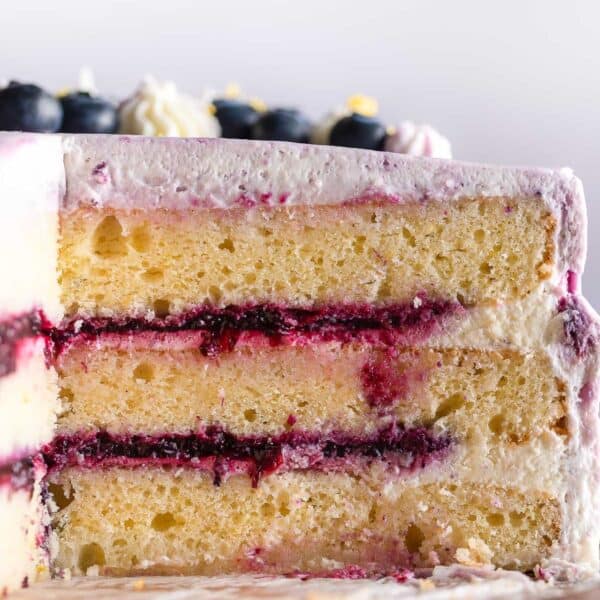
[2,0,599,304]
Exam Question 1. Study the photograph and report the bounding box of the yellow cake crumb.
[59,198,554,316]
[455,537,494,567]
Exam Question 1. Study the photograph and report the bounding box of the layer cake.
[0,132,598,584]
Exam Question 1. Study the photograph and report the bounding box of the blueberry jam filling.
[0,311,42,377]
[52,299,460,357]
[44,426,452,487]
[0,457,36,493]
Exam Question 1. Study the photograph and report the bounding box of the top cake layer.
[61,135,586,291]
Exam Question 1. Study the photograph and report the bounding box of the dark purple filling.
[558,295,598,357]
[51,298,461,357]
[44,425,453,487]
[0,457,36,493]
[0,311,42,377]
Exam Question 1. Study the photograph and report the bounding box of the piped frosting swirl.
[385,121,452,159]
[119,76,220,138]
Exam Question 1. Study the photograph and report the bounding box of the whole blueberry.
[213,99,259,139]
[251,108,311,143]
[60,92,119,134]
[330,114,387,150]
[0,82,63,132]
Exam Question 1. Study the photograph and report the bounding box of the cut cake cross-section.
[0,132,597,584]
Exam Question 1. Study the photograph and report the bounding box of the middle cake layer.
[55,334,565,442]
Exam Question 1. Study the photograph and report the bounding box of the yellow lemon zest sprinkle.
[346,94,378,117]
[249,97,267,112]
[56,87,72,98]
[224,83,241,99]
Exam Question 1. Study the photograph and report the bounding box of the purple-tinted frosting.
[558,296,599,358]
[0,457,36,493]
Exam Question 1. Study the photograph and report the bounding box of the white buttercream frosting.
[0,133,63,321]
[385,121,452,159]
[77,66,97,95]
[0,338,58,460]
[118,77,220,138]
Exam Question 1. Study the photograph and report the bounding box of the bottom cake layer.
[0,459,48,594]
[50,466,560,576]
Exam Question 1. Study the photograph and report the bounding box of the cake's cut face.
[0,132,598,586]
[41,135,598,579]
